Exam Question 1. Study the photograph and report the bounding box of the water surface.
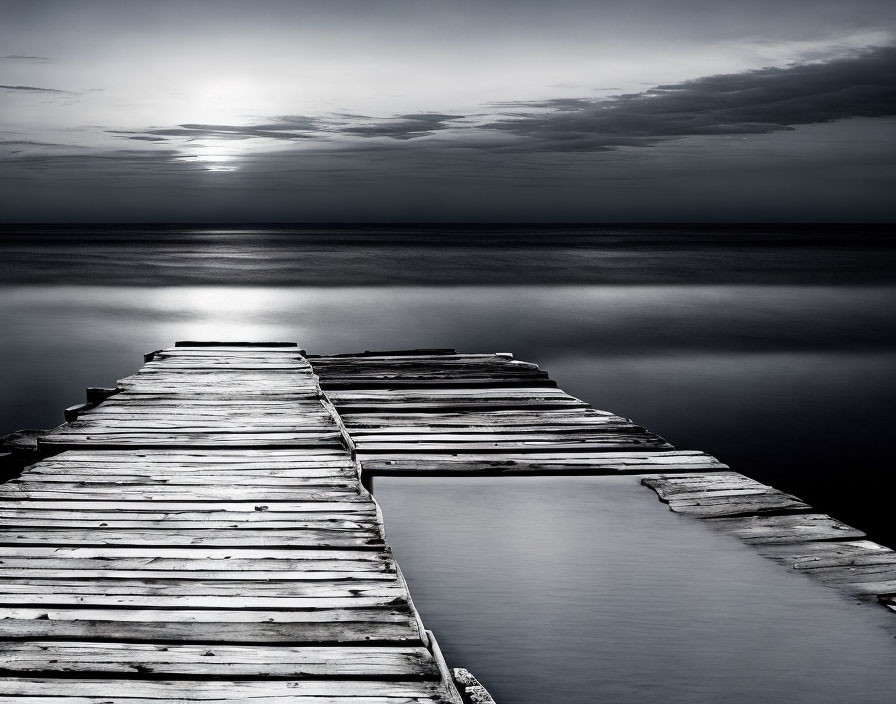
[1,226,895,703]
[375,476,896,704]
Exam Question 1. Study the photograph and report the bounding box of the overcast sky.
[1,0,894,222]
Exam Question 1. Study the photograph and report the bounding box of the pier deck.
[312,349,896,603]
[1,343,894,701]
[0,345,462,703]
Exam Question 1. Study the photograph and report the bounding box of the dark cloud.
[0,84,75,94]
[0,148,190,176]
[491,98,592,112]
[115,113,462,144]
[340,113,461,140]
[0,54,53,63]
[0,140,61,147]
[484,46,896,151]
[112,116,318,142]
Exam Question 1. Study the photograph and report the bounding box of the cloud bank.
[484,46,896,151]
[2,43,894,221]
[104,46,896,155]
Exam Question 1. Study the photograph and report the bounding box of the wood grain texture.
[641,472,810,517]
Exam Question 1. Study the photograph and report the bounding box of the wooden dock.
[1,342,894,701]
[0,344,466,703]
[312,349,896,603]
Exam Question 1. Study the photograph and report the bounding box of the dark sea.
[1,224,895,703]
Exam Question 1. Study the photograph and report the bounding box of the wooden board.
[698,514,864,544]
[361,451,726,475]
[0,679,450,700]
[641,472,810,518]
[0,643,440,678]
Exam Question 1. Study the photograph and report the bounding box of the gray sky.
[1,0,894,221]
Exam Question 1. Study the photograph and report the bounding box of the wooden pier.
[310,349,896,603]
[0,342,894,701]
[0,344,465,703]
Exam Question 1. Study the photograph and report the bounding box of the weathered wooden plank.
[45,430,342,440]
[172,342,300,348]
[342,411,619,427]
[22,460,354,472]
[0,529,383,547]
[640,472,760,495]
[0,546,393,560]
[356,438,671,452]
[0,500,369,511]
[0,695,447,703]
[322,379,557,390]
[793,562,896,589]
[328,387,577,399]
[705,513,865,544]
[0,487,361,499]
[0,508,375,521]
[40,437,345,450]
[0,519,380,531]
[6,475,358,487]
[0,643,440,679]
[0,494,363,505]
[351,430,654,441]
[787,541,896,570]
[0,613,419,644]
[112,389,321,399]
[0,678,448,699]
[90,399,322,408]
[348,421,637,434]
[32,451,353,466]
[650,493,810,518]
[317,364,550,373]
[7,474,356,487]
[361,451,725,475]
[0,591,409,610]
[118,380,321,390]
[452,668,498,704]
[641,472,810,517]
[0,557,390,573]
[146,362,312,369]
[0,580,405,597]
[52,416,332,428]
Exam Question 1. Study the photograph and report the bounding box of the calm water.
[1,226,895,701]
[376,476,896,704]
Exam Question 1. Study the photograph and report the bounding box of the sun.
[174,137,240,171]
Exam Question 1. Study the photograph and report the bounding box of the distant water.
[1,223,895,285]
[1,225,895,702]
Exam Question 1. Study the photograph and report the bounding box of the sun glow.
[150,287,294,341]
[176,138,242,171]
